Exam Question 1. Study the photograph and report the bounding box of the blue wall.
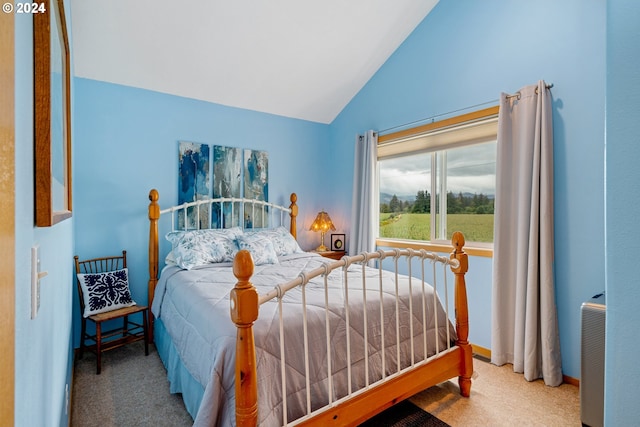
[328,0,606,380]
[14,2,75,425]
[605,0,640,423]
[72,78,331,347]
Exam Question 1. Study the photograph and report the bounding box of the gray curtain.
[349,130,378,255]
[491,81,562,386]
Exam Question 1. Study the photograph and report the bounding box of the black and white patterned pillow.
[77,268,136,317]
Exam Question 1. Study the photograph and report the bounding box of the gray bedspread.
[152,252,455,426]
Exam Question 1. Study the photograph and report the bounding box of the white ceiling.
[70,0,438,124]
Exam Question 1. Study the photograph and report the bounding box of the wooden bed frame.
[147,189,472,426]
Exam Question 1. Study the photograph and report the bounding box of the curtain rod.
[379,82,553,135]
[379,99,498,135]
[505,83,554,100]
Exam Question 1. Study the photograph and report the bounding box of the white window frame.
[376,106,499,257]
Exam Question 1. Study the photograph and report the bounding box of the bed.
[147,189,472,426]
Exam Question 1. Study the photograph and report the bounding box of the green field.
[379,213,494,242]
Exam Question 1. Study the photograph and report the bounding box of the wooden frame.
[147,190,472,426]
[34,0,72,227]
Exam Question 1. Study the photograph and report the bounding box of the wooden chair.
[74,250,149,374]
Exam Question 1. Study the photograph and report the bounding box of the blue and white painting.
[178,141,210,229]
[213,145,242,228]
[243,149,268,228]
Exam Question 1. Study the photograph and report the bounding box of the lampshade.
[309,211,335,233]
[309,211,336,251]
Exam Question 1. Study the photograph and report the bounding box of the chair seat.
[88,304,148,322]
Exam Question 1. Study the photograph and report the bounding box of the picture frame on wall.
[34,0,72,227]
[331,234,346,252]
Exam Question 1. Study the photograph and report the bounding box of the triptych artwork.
[178,141,268,229]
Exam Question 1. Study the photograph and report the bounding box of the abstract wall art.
[178,141,210,229]
[213,145,242,228]
[243,149,269,228]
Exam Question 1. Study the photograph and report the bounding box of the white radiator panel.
[580,293,605,427]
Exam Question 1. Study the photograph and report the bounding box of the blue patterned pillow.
[165,227,243,246]
[244,226,302,256]
[272,227,303,255]
[236,234,279,265]
[77,268,136,318]
[168,230,239,270]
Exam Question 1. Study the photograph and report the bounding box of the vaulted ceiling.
[70,0,438,124]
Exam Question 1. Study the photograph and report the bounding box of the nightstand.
[314,250,347,260]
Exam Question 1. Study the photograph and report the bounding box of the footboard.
[231,232,471,426]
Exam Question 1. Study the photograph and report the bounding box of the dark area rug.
[358,400,450,427]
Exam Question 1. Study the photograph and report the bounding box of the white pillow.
[236,234,279,265]
[164,250,177,266]
[77,268,136,318]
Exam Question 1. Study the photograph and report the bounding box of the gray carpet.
[71,341,449,427]
[71,342,192,426]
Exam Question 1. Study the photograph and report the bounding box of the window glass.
[379,152,432,241]
[436,142,496,243]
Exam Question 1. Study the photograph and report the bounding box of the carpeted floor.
[72,342,580,426]
[71,343,193,427]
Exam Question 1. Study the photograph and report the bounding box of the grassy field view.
[380,213,494,242]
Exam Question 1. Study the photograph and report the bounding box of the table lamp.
[309,210,335,252]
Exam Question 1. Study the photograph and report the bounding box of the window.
[377,106,498,251]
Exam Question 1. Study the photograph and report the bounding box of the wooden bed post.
[231,250,259,427]
[450,231,472,397]
[289,192,298,239]
[148,189,160,343]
